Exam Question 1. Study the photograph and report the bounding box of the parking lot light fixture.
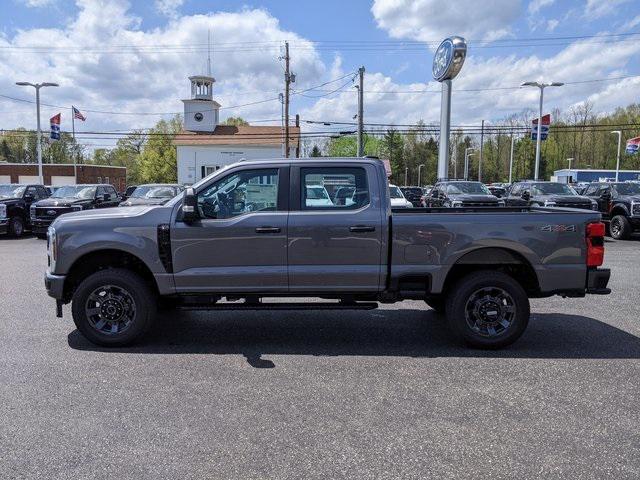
[464,147,475,180]
[521,81,563,181]
[15,81,60,184]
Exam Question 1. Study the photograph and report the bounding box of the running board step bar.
[178,302,379,311]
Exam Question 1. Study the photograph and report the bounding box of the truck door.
[171,166,289,293]
[287,165,383,292]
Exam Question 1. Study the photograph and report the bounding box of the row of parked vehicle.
[394,179,640,240]
[0,182,184,238]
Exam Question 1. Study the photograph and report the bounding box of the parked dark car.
[487,185,507,198]
[119,184,184,207]
[583,181,640,239]
[424,181,504,207]
[0,184,50,237]
[505,181,597,210]
[399,186,424,207]
[31,184,121,239]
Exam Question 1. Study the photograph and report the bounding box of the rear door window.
[300,167,369,210]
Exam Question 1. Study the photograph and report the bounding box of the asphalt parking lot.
[1,235,639,479]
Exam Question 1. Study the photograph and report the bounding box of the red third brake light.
[586,222,605,267]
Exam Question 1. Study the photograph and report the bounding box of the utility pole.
[478,120,484,182]
[418,164,425,187]
[284,41,291,158]
[357,66,365,157]
[611,130,622,182]
[464,147,475,181]
[404,166,408,186]
[16,81,59,184]
[509,133,516,184]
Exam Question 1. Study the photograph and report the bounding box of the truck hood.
[35,197,89,207]
[120,197,170,206]
[537,194,591,203]
[449,194,499,202]
[0,197,21,205]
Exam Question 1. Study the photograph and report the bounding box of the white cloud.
[528,0,554,15]
[546,18,559,31]
[584,0,634,20]
[371,0,521,43]
[19,0,53,7]
[155,0,184,19]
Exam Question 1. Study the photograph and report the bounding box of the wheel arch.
[441,247,541,297]
[63,249,159,301]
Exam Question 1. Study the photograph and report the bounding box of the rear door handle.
[349,225,375,233]
[255,226,281,233]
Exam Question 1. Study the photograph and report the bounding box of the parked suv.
[0,184,50,237]
[505,181,597,210]
[31,184,121,239]
[119,184,184,206]
[399,186,424,207]
[583,182,640,239]
[424,181,503,207]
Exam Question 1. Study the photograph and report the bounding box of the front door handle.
[349,225,375,233]
[255,226,281,233]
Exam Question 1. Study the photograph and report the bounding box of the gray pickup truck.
[45,158,610,349]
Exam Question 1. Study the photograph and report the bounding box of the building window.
[105,176,110,185]
[97,176,102,183]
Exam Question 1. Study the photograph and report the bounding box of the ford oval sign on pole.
[433,36,467,180]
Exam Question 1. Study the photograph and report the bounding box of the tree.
[137,116,182,183]
[223,116,249,126]
[310,145,322,157]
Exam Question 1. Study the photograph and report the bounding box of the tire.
[35,233,47,240]
[71,268,156,347]
[8,216,25,237]
[609,215,631,240]
[445,270,530,349]
[425,297,445,313]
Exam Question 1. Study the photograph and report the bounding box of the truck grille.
[461,201,497,207]
[35,206,74,219]
[556,202,592,210]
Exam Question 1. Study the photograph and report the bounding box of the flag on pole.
[50,113,61,141]
[72,106,86,121]
[626,136,640,155]
[531,114,551,141]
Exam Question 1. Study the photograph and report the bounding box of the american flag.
[72,106,86,121]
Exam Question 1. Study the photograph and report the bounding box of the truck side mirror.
[521,190,530,200]
[600,191,611,200]
[182,188,198,222]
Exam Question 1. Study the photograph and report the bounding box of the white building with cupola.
[174,74,299,185]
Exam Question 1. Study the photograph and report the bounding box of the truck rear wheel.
[9,216,25,237]
[609,215,631,240]
[71,268,156,347]
[445,270,530,349]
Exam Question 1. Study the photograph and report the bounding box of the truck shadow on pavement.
[67,309,640,365]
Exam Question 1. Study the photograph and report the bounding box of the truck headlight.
[30,205,36,219]
[451,200,463,208]
[48,226,57,268]
[544,201,556,207]
[0,203,6,219]
[71,205,83,212]
[632,201,640,216]
[591,200,599,211]
[497,200,505,206]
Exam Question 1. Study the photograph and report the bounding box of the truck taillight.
[586,222,605,267]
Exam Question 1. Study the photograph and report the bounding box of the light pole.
[417,164,425,187]
[509,134,518,184]
[521,81,563,180]
[464,147,475,180]
[611,131,622,182]
[16,81,59,184]
[566,157,574,169]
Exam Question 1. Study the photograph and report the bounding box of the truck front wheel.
[71,268,156,347]
[609,215,631,240]
[445,271,530,349]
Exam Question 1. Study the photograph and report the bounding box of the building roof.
[172,125,300,147]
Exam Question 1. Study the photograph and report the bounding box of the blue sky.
[0,0,639,149]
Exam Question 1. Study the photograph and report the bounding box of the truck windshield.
[531,183,575,195]
[444,183,490,195]
[613,183,640,195]
[52,186,97,199]
[389,186,404,198]
[131,186,179,199]
[0,184,26,199]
